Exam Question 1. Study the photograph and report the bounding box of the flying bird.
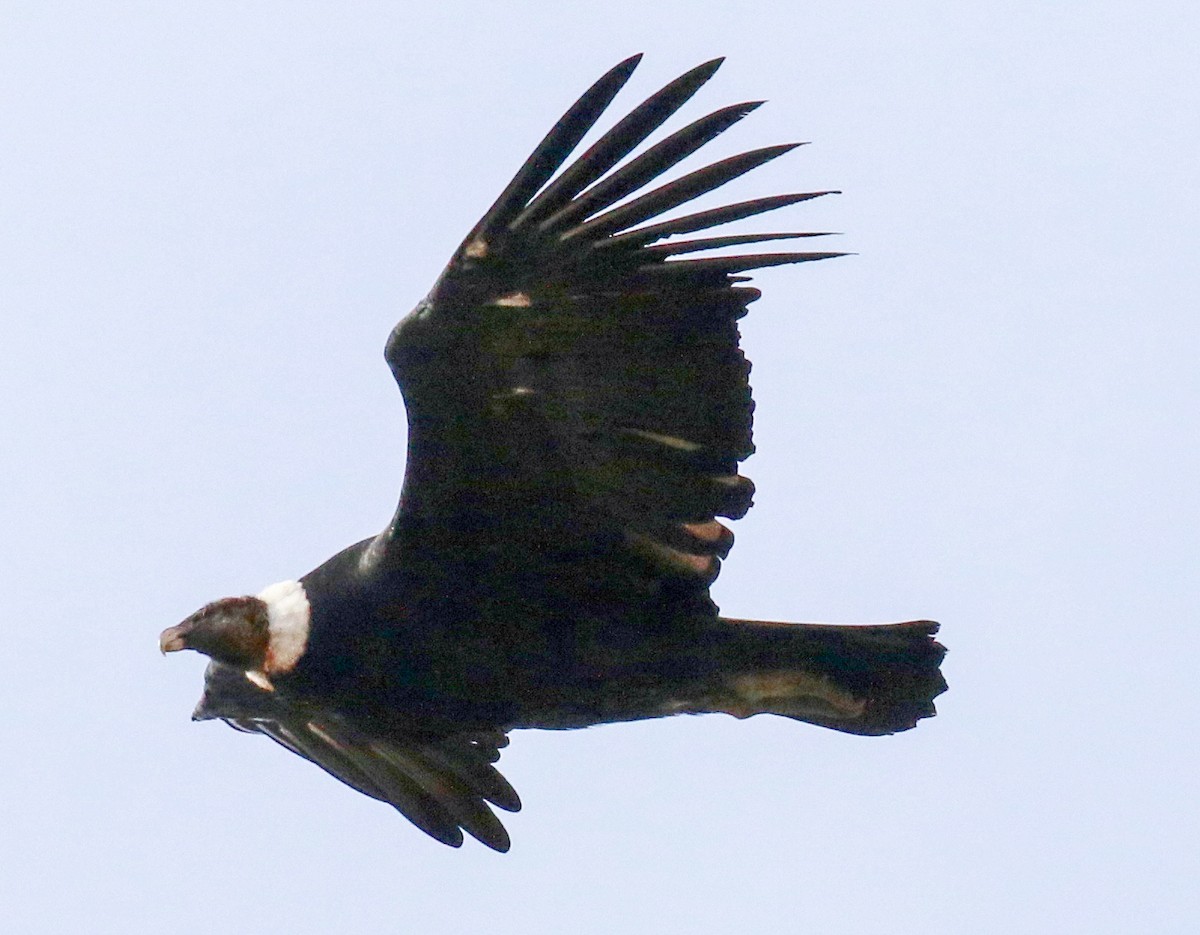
[161,55,946,852]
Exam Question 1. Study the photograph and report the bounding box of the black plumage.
[162,56,946,853]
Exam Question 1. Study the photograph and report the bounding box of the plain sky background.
[3,2,1197,933]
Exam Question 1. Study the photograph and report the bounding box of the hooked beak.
[159,622,191,654]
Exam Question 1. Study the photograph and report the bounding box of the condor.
[161,55,946,852]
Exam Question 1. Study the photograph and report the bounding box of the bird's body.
[163,55,946,852]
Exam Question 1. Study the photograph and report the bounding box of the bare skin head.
[159,596,270,669]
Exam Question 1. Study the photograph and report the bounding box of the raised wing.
[382,56,840,589]
[195,662,520,851]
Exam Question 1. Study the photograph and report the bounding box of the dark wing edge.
[385,56,842,590]
[195,663,519,852]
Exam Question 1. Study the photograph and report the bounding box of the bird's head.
[159,596,270,668]
[160,580,311,679]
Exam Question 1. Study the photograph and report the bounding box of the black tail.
[706,619,947,735]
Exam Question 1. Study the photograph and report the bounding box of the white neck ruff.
[257,579,311,674]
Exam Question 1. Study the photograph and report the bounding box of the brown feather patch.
[723,671,868,720]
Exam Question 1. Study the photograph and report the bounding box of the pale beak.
[159,623,190,654]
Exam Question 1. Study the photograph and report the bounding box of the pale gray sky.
[3,3,1198,933]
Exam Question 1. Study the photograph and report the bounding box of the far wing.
[195,662,519,851]
[382,56,840,589]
